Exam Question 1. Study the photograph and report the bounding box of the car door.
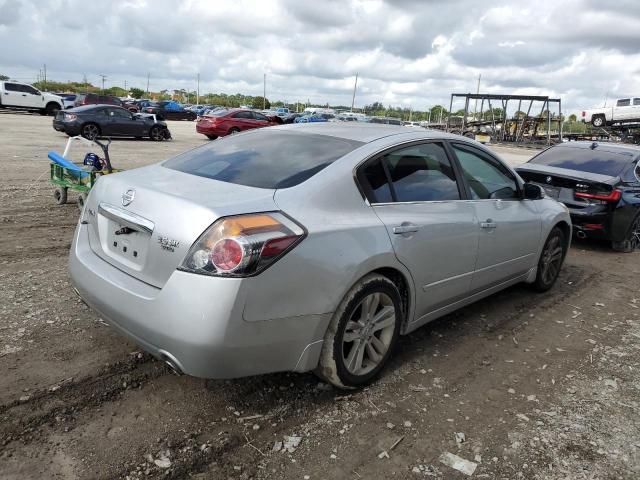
[19,84,43,108]
[358,141,479,319]
[106,108,138,135]
[615,99,631,120]
[251,111,270,128]
[232,111,254,130]
[632,98,640,121]
[449,142,541,292]
[3,82,26,107]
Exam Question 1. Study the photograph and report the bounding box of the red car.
[196,108,279,139]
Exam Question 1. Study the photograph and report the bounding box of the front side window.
[634,98,640,106]
[4,83,20,92]
[358,142,460,203]
[452,144,518,200]
[108,108,131,118]
[253,112,268,121]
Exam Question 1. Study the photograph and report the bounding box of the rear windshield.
[164,129,363,189]
[528,146,636,177]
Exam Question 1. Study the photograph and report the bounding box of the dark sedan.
[516,141,640,252]
[143,101,197,121]
[53,104,170,141]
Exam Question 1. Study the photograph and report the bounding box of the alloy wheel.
[83,124,98,140]
[539,233,563,285]
[629,216,640,250]
[341,292,396,376]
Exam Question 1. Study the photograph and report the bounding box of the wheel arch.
[370,266,413,329]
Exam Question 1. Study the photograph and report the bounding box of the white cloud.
[0,0,638,113]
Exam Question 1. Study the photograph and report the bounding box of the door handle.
[393,224,419,234]
[481,219,497,229]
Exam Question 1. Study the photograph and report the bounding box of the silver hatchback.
[70,124,571,388]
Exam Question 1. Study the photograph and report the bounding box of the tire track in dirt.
[0,353,168,446]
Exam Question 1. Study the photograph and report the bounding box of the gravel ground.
[1,112,639,479]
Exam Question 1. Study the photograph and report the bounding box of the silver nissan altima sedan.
[70,123,571,388]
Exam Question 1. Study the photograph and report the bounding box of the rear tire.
[77,193,88,212]
[205,134,218,140]
[532,226,566,292]
[316,274,402,389]
[81,123,100,140]
[592,115,605,127]
[611,213,640,252]
[53,187,67,205]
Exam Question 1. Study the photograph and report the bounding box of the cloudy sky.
[1,0,639,113]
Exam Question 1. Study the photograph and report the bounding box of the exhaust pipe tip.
[576,230,586,239]
[159,352,183,376]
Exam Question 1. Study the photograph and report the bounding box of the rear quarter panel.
[242,142,417,324]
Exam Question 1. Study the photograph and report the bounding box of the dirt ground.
[1,112,639,480]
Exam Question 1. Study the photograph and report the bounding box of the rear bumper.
[69,223,330,378]
[569,211,611,239]
[53,119,77,133]
[195,123,227,136]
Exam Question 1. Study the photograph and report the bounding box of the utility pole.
[124,80,127,95]
[473,73,481,119]
[99,74,107,93]
[43,64,47,91]
[146,72,150,96]
[263,73,266,110]
[196,73,200,106]
[350,73,358,112]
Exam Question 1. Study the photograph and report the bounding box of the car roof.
[269,122,459,144]
[68,104,126,112]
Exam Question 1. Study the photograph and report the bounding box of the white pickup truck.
[581,97,640,127]
[0,80,64,116]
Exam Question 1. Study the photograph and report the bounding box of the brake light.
[574,189,621,202]
[179,212,305,277]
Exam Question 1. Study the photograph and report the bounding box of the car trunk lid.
[84,164,277,288]
[516,164,619,210]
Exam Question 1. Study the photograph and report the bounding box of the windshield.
[528,146,636,177]
[164,129,363,189]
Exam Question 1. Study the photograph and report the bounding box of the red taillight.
[574,189,621,202]
[261,236,299,258]
[179,213,305,277]
[211,238,244,271]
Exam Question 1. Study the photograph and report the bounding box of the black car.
[53,104,171,141]
[143,101,197,121]
[516,142,640,252]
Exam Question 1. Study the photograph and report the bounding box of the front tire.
[149,126,163,141]
[45,102,60,116]
[532,226,566,292]
[77,193,88,212]
[316,274,402,389]
[228,127,240,135]
[205,134,218,140]
[612,213,640,252]
[53,187,67,205]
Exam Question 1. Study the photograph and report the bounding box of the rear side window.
[617,99,631,107]
[358,142,460,203]
[233,111,253,119]
[528,146,634,177]
[634,98,640,106]
[164,130,363,189]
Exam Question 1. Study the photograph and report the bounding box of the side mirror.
[523,182,544,200]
